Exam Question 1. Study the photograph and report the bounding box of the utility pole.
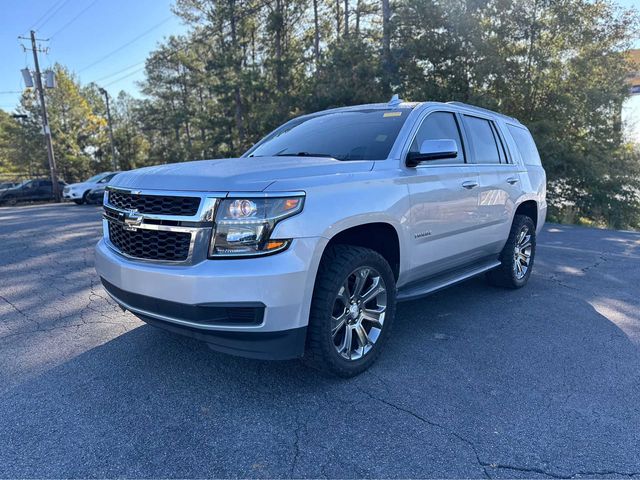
[22,31,60,202]
[98,87,117,171]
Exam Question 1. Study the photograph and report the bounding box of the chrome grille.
[102,187,223,264]
[108,191,200,216]
[108,222,191,262]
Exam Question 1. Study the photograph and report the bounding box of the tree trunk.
[313,0,320,62]
[355,0,361,36]
[335,0,341,39]
[275,0,284,91]
[344,0,349,37]
[381,0,392,95]
[229,0,246,147]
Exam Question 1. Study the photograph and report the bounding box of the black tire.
[73,199,84,205]
[486,214,536,289]
[304,245,396,377]
[5,196,17,206]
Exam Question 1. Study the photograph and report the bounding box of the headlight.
[209,195,304,258]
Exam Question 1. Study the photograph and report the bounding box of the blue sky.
[0,0,638,114]
[0,0,187,111]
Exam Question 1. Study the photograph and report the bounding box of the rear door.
[35,180,53,200]
[404,110,482,282]
[461,114,524,254]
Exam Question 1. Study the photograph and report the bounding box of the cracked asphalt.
[1,203,639,479]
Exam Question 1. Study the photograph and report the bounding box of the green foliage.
[0,0,638,228]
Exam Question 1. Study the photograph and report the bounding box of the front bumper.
[95,237,326,359]
[63,189,81,200]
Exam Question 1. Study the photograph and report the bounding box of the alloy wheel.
[331,266,387,361]
[513,226,532,280]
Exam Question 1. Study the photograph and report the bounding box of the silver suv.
[95,97,546,376]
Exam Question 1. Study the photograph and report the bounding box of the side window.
[99,173,116,183]
[507,125,542,166]
[491,123,509,164]
[409,111,465,165]
[463,115,503,164]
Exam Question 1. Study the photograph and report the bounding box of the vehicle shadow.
[1,210,639,477]
[1,273,639,478]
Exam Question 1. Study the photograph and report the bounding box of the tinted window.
[248,109,410,161]
[464,116,502,164]
[492,124,509,164]
[86,173,107,182]
[99,173,118,183]
[507,125,542,166]
[409,112,465,165]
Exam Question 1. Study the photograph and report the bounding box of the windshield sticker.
[383,112,402,117]
[375,134,388,142]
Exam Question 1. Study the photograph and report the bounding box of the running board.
[397,259,501,302]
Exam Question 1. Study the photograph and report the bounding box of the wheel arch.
[321,222,402,281]
[514,199,538,227]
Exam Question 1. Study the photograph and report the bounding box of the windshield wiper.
[273,151,336,158]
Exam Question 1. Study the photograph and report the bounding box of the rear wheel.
[305,245,396,377]
[486,214,536,289]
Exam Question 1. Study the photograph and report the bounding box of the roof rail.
[446,101,520,123]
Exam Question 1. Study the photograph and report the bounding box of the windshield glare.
[249,109,411,161]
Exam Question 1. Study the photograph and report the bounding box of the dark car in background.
[0,182,20,191]
[0,179,67,206]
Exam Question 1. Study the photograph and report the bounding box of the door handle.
[462,181,479,190]
[506,177,519,185]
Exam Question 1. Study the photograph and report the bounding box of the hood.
[109,157,374,192]
[66,181,92,190]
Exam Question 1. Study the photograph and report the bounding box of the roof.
[298,96,521,124]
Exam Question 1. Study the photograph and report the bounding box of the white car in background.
[63,172,119,205]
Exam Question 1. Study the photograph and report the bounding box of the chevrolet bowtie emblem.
[122,209,143,231]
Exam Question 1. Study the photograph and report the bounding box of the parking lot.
[0,203,639,478]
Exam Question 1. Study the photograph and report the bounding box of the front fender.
[270,173,412,282]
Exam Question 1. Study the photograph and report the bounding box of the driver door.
[405,110,481,283]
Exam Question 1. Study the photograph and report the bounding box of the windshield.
[248,109,411,161]
[86,173,108,183]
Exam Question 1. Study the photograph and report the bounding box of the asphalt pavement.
[0,203,639,478]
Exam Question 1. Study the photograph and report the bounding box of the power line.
[78,16,173,74]
[34,0,74,31]
[92,61,146,83]
[49,0,101,39]
[88,0,273,90]
[31,0,66,30]
[88,0,273,81]
[104,67,146,87]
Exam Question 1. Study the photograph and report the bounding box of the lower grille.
[108,222,191,261]
[101,278,265,326]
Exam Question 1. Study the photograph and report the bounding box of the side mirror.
[407,139,458,167]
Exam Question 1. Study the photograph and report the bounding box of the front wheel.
[305,245,396,377]
[486,214,536,289]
